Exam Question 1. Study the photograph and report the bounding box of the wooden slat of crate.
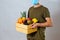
[16,27,37,34]
[16,23,37,34]
[16,23,32,29]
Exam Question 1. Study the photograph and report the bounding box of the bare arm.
[31,17,52,28]
[37,17,52,27]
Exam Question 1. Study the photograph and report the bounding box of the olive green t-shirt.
[27,5,50,40]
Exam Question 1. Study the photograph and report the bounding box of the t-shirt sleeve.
[43,8,50,18]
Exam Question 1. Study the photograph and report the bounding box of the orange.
[17,18,23,24]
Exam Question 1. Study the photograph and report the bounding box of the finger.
[32,25,36,28]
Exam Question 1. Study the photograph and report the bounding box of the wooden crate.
[16,23,37,34]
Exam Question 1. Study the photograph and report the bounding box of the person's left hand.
[32,23,38,28]
[30,23,39,28]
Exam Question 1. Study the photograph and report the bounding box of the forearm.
[37,22,52,27]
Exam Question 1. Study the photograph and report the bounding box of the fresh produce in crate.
[27,18,32,25]
[17,11,26,24]
[17,17,38,25]
[16,11,38,34]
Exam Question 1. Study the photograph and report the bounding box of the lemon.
[32,18,38,23]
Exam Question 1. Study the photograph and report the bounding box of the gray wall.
[0,0,60,40]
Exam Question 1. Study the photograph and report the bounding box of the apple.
[26,18,32,20]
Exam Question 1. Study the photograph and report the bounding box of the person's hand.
[29,23,35,28]
[29,23,39,28]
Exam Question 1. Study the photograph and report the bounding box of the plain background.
[0,0,60,40]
